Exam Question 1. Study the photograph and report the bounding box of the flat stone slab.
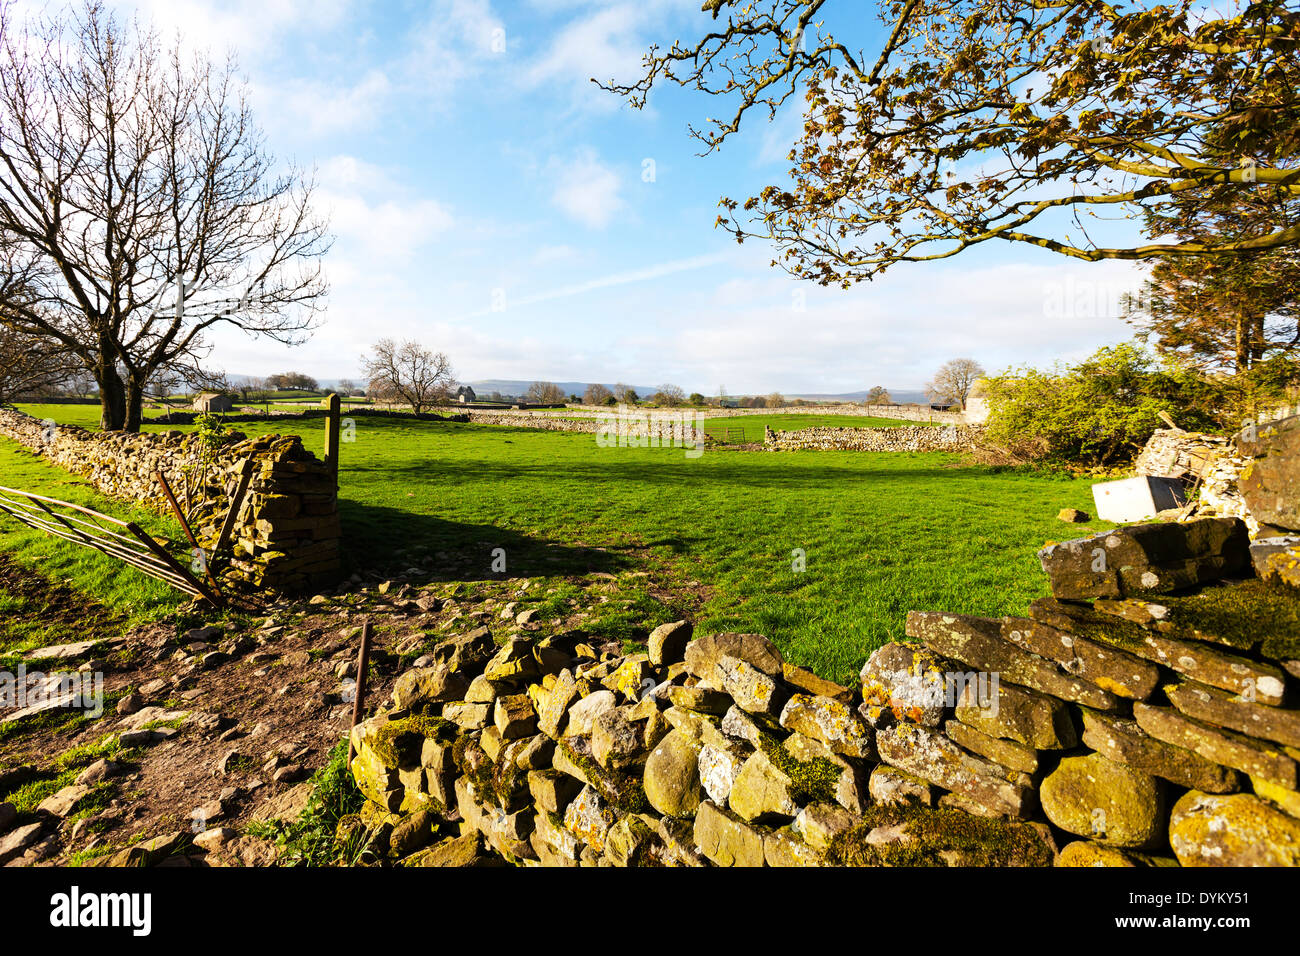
[876,723,1034,819]
[1030,598,1287,705]
[1080,709,1242,793]
[1165,680,1300,749]
[24,640,103,662]
[1133,702,1298,789]
[906,611,1122,710]
[1036,518,1249,601]
[1001,616,1160,701]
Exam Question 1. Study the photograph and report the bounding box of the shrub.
[981,343,1222,466]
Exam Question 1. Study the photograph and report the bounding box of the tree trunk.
[124,374,145,433]
[96,357,127,431]
[1235,311,1250,372]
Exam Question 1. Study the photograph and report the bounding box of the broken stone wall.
[0,407,340,593]
[346,417,1300,867]
[764,424,983,453]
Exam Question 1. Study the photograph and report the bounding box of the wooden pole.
[323,393,341,480]
[347,620,373,766]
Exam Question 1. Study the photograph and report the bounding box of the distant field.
[2,406,1104,681]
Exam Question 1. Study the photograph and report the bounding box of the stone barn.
[192,392,235,413]
[456,385,477,404]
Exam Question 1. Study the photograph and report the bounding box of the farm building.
[456,385,477,403]
[192,392,235,413]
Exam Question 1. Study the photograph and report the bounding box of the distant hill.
[305,377,927,404]
[464,380,660,399]
[779,389,925,404]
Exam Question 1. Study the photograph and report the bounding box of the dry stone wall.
[349,458,1300,867]
[0,407,340,593]
[764,424,983,453]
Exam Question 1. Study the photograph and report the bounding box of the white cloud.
[272,70,392,137]
[550,149,625,228]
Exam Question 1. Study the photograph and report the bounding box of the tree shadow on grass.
[338,500,634,582]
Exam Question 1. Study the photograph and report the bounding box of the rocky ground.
[0,557,688,867]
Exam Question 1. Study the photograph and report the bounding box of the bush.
[981,343,1223,466]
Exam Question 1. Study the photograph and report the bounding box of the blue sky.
[94,0,1145,394]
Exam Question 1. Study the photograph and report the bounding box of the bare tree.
[926,359,985,409]
[766,391,785,408]
[0,323,73,402]
[583,382,613,405]
[525,381,566,405]
[0,3,329,431]
[864,385,892,404]
[654,383,686,406]
[613,383,639,404]
[361,338,455,414]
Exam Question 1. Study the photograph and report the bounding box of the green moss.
[1160,579,1300,659]
[757,731,841,805]
[825,803,1055,867]
[1031,598,1154,656]
[370,713,458,768]
[555,739,650,814]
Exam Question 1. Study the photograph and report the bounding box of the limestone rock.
[591,706,647,770]
[648,620,693,667]
[1057,842,1143,867]
[643,728,703,818]
[684,632,783,684]
[792,802,857,851]
[943,719,1039,775]
[1030,598,1287,704]
[1081,709,1243,793]
[1165,680,1300,749]
[908,611,1121,710]
[781,663,853,703]
[859,641,951,727]
[876,723,1033,818]
[391,665,469,709]
[1239,414,1300,533]
[954,679,1078,749]
[494,694,538,740]
[779,693,875,760]
[537,669,578,738]
[698,739,751,805]
[564,690,617,736]
[428,626,494,673]
[528,769,583,815]
[728,750,799,823]
[668,684,731,715]
[1036,518,1250,600]
[693,800,766,867]
[763,827,824,866]
[1040,753,1164,848]
[716,655,784,715]
[1134,702,1298,789]
[1001,616,1160,701]
[1170,790,1300,866]
[868,765,937,808]
[563,785,618,853]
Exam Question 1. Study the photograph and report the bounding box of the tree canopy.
[604,0,1300,286]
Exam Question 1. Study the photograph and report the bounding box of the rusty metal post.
[155,470,223,597]
[346,620,373,765]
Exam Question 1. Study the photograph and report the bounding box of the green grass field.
[1,405,1109,682]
